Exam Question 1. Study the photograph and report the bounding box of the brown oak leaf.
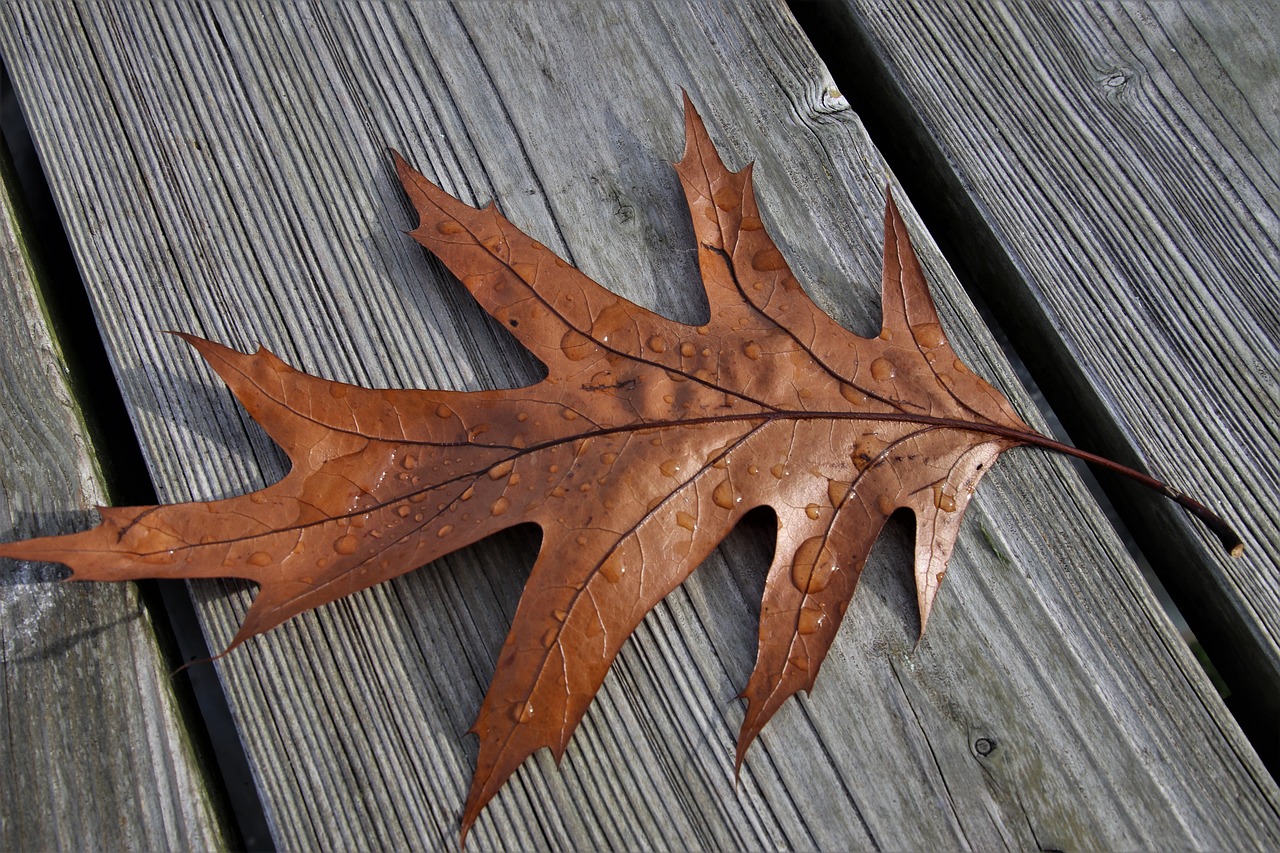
[0,94,1241,841]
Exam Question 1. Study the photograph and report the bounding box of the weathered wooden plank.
[803,0,1280,763]
[0,0,1276,850]
[0,125,225,848]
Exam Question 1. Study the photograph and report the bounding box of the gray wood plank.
[806,0,1280,761]
[0,0,1276,849]
[0,122,225,849]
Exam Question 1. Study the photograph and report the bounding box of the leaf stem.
[993,424,1245,557]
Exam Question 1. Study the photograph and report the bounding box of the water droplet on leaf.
[751,247,786,271]
[871,358,896,381]
[560,329,593,361]
[791,536,838,594]
[798,604,827,635]
[840,384,867,406]
[599,553,624,584]
[913,322,945,348]
[934,486,957,513]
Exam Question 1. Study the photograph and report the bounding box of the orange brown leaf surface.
[0,94,1240,842]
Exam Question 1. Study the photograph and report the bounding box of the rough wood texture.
[0,0,1276,849]
[807,0,1280,758]
[0,132,225,849]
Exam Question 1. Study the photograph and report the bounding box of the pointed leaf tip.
[390,147,412,174]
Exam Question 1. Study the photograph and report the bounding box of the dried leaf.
[0,94,1240,841]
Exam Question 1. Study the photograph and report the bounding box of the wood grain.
[808,0,1280,763]
[0,0,1276,849]
[0,126,225,850]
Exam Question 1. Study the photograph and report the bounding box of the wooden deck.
[1,1,1276,850]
